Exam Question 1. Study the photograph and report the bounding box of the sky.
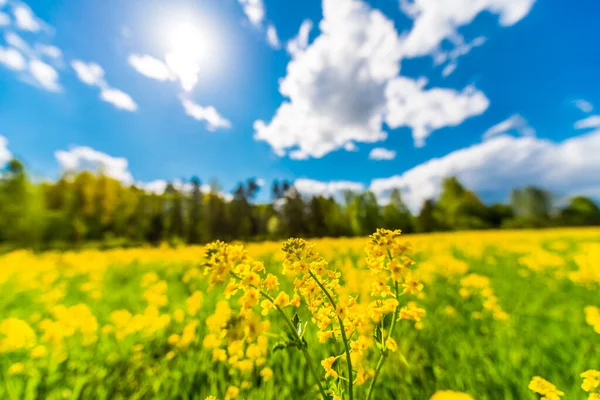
[0,0,599,211]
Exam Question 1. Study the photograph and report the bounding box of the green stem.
[366,281,400,400]
[230,272,328,400]
[308,269,354,400]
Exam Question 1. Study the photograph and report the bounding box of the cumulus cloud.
[385,77,489,147]
[99,88,137,112]
[1,27,64,92]
[399,0,535,58]
[181,98,232,131]
[55,146,134,184]
[574,99,593,114]
[254,0,491,158]
[71,60,104,86]
[0,135,12,166]
[12,3,44,32]
[286,20,312,55]
[294,178,365,198]
[575,115,600,130]
[128,51,199,91]
[35,44,62,60]
[369,147,396,160]
[238,0,265,27]
[0,11,10,27]
[128,54,172,81]
[483,114,535,140]
[254,0,401,158]
[28,59,61,91]
[71,60,137,112]
[266,24,280,49]
[370,130,600,213]
[0,46,26,70]
[256,178,266,187]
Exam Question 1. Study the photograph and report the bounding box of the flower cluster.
[585,306,600,334]
[528,376,564,400]
[459,273,508,321]
[581,370,600,400]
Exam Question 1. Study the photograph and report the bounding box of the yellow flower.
[321,356,338,379]
[205,396,217,400]
[186,291,203,316]
[263,274,280,292]
[581,370,600,392]
[173,309,185,323]
[430,390,474,400]
[273,291,290,307]
[8,362,24,375]
[31,345,47,359]
[385,337,398,352]
[225,386,239,400]
[168,334,181,345]
[166,351,176,360]
[402,275,424,295]
[529,376,564,399]
[240,287,259,309]
[260,367,273,382]
[0,318,36,353]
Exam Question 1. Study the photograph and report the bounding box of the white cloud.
[294,178,365,197]
[0,11,10,27]
[0,46,26,70]
[12,3,43,32]
[140,179,233,200]
[35,44,62,60]
[286,20,312,55]
[483,114,535,139]
[399,0,535,58]
[5,31,30,54]
[254,0,490,158]
[164,52,200,91]
[71,60,104,86]
[254,0,401,159]
[0,135,12,166]
[128,52,199,91]
[238,0,265,27]
[435,36,486,77]
[385,77,489,147]
[344,142,358,151]
[71,60,137,112]
[289,149,310,160]
[28,59,61,91]
[100,88,137,112]
[128,54,172,81]
[55,146,133,184]
[256,178,266,186]
[574,99,593,113]
[266,24,280,49]
[575,115,600,130]
[370,130,600,213]
[181,98,231,131]
[369,147,396,160]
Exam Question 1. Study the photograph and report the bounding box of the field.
[1,228,599,400]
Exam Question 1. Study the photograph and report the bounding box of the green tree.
[560,196,600,226]
[381,189,413,233]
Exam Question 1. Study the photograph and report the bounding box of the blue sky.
[1,0,599,209]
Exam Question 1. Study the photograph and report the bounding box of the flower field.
[1,228,599,400]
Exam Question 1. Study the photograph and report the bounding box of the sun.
[167,22,210,61]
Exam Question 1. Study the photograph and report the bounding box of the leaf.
[292,313,301,327]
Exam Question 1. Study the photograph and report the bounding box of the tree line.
[1,158,599,250]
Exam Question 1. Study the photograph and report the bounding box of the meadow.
[0,228,599,400]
